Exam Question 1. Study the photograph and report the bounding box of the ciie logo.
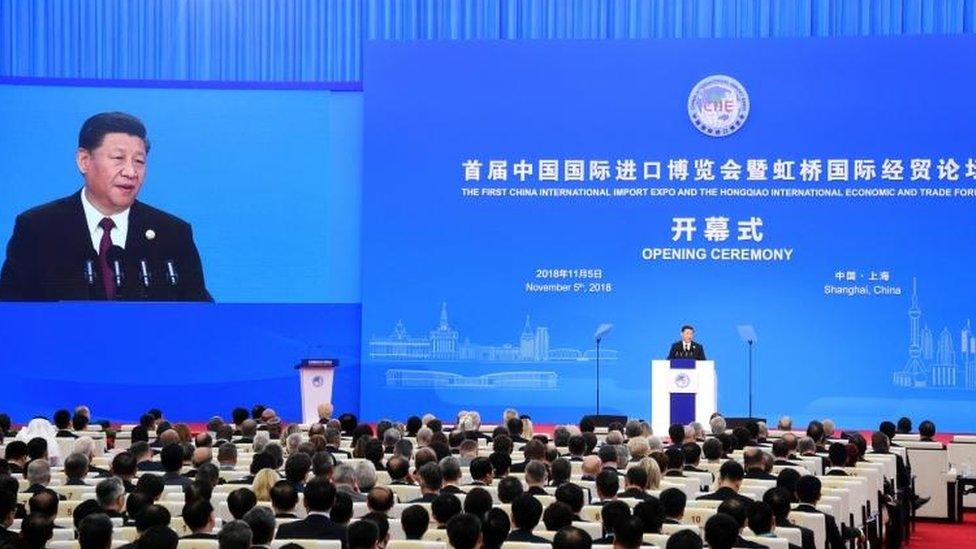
[674,372,691,389]
[311,375,324,388]
[687,74,750,137]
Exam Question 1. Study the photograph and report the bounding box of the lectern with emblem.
[650,359,717,436]
[296,359,338,424]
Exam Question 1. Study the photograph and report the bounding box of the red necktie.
[97,217,116,300]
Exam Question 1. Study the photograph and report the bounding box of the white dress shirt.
[80,188,129,252]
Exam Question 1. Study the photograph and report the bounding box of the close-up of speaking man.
[0,111,211,301]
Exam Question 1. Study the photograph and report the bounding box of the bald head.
[192,447,213,468]
[581,455,601,477]
[159,429,180,446]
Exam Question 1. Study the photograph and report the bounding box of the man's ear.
[76,148,91,175]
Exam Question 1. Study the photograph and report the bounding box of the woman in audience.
[251,469,280,501]
[640,456,663,490]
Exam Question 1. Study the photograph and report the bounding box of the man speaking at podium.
[667,325,706,360]
[0,112,211,302]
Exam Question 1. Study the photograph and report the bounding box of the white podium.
[296,359,338,424]
[650,359,717,436]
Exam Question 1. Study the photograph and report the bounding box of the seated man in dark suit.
[24,460,62,497]
[26,490,61,523]
[667,325,706,360]
[523,461,549,496]
[159,444,192,487]
[431,493,462,529]
[181,500,218,539]
[270,481,300,519]
[466,457,493,487]
[612,516,645,549]
[698,460,753,507]
[663,447,687,477]
[276,477,346,545]
[4,441,29,474]
[0,491,20,544]
[795,475,861,548]
[505,494,549,543]
[763,487,814,549]
[682,442,710,475]
[446,512,481,549]
[772,440,800,466]
[409,463,443,503]
[554,483,587,523]
[593,469,620,505]
[131,442,162,472]
[0,111,211,302]
[53,410,77,439]
[241,506,276,549]
[824,443,851,476]
[63,453,91,486]
[716,499,765,548]
[95,478,126,519]
[660,487,687,525]
[918,420,945,448]
[743,448,776,480]
[618,467,651,501]
[748,502,800,549]
[592,500,631,545]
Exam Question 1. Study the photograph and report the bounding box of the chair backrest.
[269,541,343,549]
[681,507,715,527]
[176,540,219,549]
[421,529,449,543]
[741,535,788,549]
[661,523,698,535]
[642,533,670,546]
[570,521,601,539]
[500,543,551,549]
[788,511,825,549]
[386,541,447,549]
[773,527,803,547]
[578,505,602,523]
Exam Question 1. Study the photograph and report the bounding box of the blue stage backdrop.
[361,37,976,431]
[0,303,361,422]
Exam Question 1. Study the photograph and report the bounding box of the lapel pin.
[145,229,156,240]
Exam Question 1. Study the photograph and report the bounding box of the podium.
[296,359,338,424]
[650,359,717,437]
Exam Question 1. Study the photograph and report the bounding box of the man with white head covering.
[16,418,62,466]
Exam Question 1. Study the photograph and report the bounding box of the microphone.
[165,260,179,286]
[107,245,125,291]
[594,323,614,343]
[139,259,151,288]
[83,259,96,285]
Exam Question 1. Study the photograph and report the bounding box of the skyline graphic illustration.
[893,278,976,390]
[370,302,617,389]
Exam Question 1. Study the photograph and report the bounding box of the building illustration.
[371,303,618,389]
[893,279,976,390]
[370,302,618,363]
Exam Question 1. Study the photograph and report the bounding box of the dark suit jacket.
[441,485,466,495]
[618,488,651,501]
[409,493,439,503]
[276,514,346,546]
[0,191,211,301]
[667,341,706,360]
[182,533,219,540]
[56,430,78,439]
[698,486,753,508]
[506,529,550,544]
[745,470,778,480]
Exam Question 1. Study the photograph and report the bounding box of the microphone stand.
[747,338,754,418]
[595,336,602,415]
